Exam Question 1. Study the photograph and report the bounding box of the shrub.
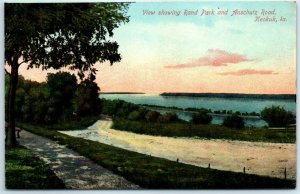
[145,111,160,122]
[222,114,244,129]
[226,110,233,114]
[101,99,140,118]
[128,111,140,121]
[128,110,146,121]
[157,112,178,123]
[191,111,212,124]
[261,106,295,127]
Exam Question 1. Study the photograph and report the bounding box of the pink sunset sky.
[17,2,296,94]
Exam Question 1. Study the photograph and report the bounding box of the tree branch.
[5,68,11,75]
[19,60,28,66]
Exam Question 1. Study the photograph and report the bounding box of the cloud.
[164,49,254,69]
[218,69,278,76]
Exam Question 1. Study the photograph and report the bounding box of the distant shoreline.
[160,93,296,100]
[100,92,296,100]
[100,92,145,94]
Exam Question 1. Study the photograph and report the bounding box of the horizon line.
[99,92,296,95]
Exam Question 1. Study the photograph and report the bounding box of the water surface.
[100,94,296,127]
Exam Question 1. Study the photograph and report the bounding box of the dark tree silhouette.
[75,79,101,116]
[261,106,295,127]
[222,114,245,129]
[5,3,130,147]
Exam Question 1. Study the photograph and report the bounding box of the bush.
[145,111,160,122]
[191,111,212,124]
[100,99,141,119]
[157,112,178,123]
[261,106,295,127]
[222,114,244,129]
[128,111,142,121]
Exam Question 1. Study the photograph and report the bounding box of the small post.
[208,163,210,169]
[284,168,287,180]
[243,167,246,174]
[176,158,179,163]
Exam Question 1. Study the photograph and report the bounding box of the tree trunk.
[6,63,19,148]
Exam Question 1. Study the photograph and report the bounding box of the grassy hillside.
[17,122,295,189]
[5,146,65,189]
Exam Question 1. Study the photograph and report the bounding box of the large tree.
[261,106,296,127]
[5,3,130,147]
[75,79,101,117]
[47,72,78,122]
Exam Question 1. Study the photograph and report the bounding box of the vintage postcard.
[4,1,296,190]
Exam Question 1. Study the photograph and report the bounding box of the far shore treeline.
[160,93,296,101]
[100,92,296,100]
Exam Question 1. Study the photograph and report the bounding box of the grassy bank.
[5,146,65,189]
[17,122,295,189]
[16,115,99,131]
[112,118,295,143]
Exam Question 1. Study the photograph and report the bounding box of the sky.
[18,1,296,94]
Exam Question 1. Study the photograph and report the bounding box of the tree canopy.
[222,114,245,129]
[5,3,130,78]
[261,106,295,127]
[5,3,130,147]
[5,72,102,124]
[191,111,212,124]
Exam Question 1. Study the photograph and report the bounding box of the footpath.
[18,130,140,189]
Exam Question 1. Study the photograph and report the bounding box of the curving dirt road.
[61,120,296,180]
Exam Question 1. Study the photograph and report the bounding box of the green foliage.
[102,99,181,123]
[191,111,212,124]
[74,79,101,116]
[157,112,178,123]
[5,3,130,147]
[112,118,295,143]
[17,122,295,189]
[47,72,77,121]
[261,106,296,127]
[44,115,99,131]
[5,3,130,79]
[18,80,49,123]
[145,111,161,122]
[5,146,65,189]
[128,110,145,121]
[223,114,245,129]
[101,99,140,118]
[6,72,101,125]
[116,102,140,118]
